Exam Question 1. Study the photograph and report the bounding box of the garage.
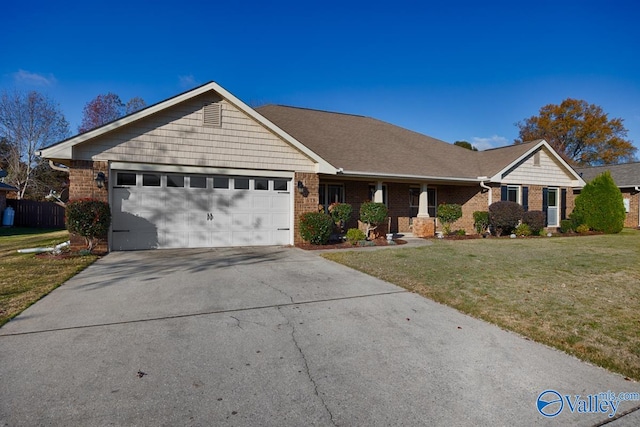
[111,170,292,250]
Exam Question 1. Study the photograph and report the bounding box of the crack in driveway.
[277,306,337,426]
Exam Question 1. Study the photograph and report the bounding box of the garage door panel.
[111,172,291,250]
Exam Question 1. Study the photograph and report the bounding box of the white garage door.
[111,171,291,250]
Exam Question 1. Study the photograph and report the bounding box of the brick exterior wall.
[294,172,320,244]
[437,185,489,233]
[622,189,639,228]
[69,160,109,253]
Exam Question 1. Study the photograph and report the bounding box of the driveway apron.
[1,247,638,426]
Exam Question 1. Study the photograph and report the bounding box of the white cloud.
[13,69,57,86]
[178,74,197,88]
[472,135,509,151]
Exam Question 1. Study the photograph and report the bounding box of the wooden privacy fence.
[6,200,66,228]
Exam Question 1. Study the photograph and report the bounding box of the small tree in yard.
[473,211,490,235]
[66,199,111,253]
[360,202,388,239]
[437,203,462,234]
[489,201,524,236]
[328,202,352,233]
[571,171,625,234]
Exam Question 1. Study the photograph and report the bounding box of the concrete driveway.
[1,247,638,426]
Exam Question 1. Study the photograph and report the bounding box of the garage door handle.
[277,228,290,230]
[112,230,130,233]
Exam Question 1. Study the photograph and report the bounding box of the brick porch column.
[293,172,320,245]
[413,183,435,237]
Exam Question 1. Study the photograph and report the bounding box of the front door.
[547,188,559,227]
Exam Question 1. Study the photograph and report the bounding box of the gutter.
[338,170,483,184]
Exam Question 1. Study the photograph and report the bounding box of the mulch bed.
[297,238,407,250]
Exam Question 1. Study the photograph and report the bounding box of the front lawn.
[0,228,97,327]
[323,229,640,380]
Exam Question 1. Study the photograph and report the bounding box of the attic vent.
[203,102,222,127]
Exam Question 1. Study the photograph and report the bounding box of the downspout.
[479,179,492,206]
[49,160,70,173]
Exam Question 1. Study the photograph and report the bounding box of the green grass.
[323,229,640,380]
[0,228,97,327]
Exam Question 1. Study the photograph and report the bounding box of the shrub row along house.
[39,82,585,251]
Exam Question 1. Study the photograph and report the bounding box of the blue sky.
[3,0,639,153]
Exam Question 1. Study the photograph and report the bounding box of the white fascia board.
[489,140,586,186]
[339,170,482,184]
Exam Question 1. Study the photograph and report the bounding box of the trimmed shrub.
[559,219,574,233]
[488,201,524,236]
[473,211,489,234]
[514,223,532,236]
[345,228,366,245]
[328,202,352,232]
[437,203,462,234]
[522,210,546,234]
[66,199,111,252]
[299,212,334,245]
[572,171,625,234]
[576,224,591,234]
[360,202,388,238]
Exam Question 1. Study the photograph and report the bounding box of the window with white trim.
[319,184,345,212]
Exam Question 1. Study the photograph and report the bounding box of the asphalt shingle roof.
[257,105,538,180]
[575,163,640,187]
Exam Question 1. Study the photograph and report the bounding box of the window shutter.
[501,186,507,201]
[561,189,567,220]
[542,188,549,226]
[522,186,529,211]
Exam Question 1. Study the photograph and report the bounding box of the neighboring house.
[0,182,19,221]
[38,82,585,252]
[576,163,640,228]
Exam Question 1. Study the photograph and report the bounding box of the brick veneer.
[294,172,320,244]
[69,160,109,253]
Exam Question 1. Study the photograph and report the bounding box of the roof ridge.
[257,104,367,118]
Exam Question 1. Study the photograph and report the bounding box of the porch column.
[417,183,429,217]
[374,181,384,203]
[413,183,435,237]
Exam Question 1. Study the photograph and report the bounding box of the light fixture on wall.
[95,172,107,189]
[297,180,305,195]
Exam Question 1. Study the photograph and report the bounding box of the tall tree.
[0,90,70,199]
[78,93,146,133]
[453,140,478,151]
[515,98,636,166]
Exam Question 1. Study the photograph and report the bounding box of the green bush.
[473,211,490,234]
[66,199,111,252]
[345,228,366,245]
[488,201,524,236]
[299,212,334,245]
[576,224,591,234]
[437,203,463,234]
[522,210,546,234]
[455,229,466,236]
[328,202,352,231]
[572,171,625,234]
[559,219,574,233]
[514,223,532,236]
[360,202,388,238]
